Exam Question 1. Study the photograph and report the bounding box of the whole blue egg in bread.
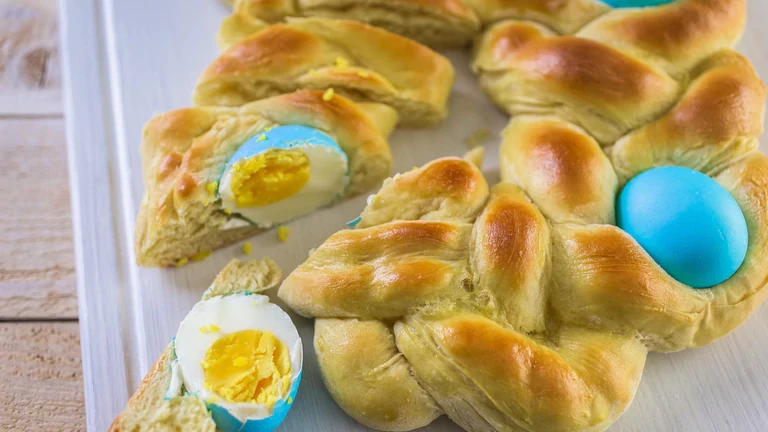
[617,166,748,288]
[218,125,348,227]
[600,0,674,7]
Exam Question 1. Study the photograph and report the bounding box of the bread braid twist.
[277,1,768,430]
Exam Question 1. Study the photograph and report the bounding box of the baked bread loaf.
[219,0,481,48]
[275,5,768,429]
[473,0,750,144]
[110,258,282,431]
[219,0,610,48]
[135,90,396,267]
[280,136,768,430]
[199,17,455,127]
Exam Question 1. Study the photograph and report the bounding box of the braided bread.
[280,146,768,431]
[134,90,395,267]
[124,0,767,429]
[273,1,768,430]
[137,18,452,266]
[219,0,613,48]
[199,17,455,127]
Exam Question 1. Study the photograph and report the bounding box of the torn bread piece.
[198,17,454,127]
[135,90,395,267]
[110,258,304,432]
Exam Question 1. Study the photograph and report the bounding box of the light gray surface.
[59,0,768,431]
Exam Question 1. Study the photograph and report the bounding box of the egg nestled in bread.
[166,293,303,432]
[218,125,349,228]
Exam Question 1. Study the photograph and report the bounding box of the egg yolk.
[230,149,310,207]
[201,330,292,408]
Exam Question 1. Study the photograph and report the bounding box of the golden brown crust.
[135,90,393,267]
[278,220,474,319]
[225,0,481,48]
[358,157,490,228]
[470,183,550,332]
[464,0,609,33]
[198,17,455,127]
[579,0,746,75]
[501,116,618,224]
[473,22,679,143]
[314,319,442,431]
[609,50,766,184]
[395,314,646,432]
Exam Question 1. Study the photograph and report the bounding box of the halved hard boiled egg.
[218,125,349,228]
[166,293,302,432]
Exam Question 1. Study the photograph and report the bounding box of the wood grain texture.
[0,119,76,319]
[0,322,84,432]
[0,0,61,116]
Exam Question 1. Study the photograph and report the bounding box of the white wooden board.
[59,0,768,431]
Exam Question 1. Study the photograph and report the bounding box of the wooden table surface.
[1,0,85,430]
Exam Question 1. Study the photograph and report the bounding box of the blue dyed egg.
[617,166,748,288]
[600,0,674,8]
[222,125,346,175]
[217,124,349,226]
[208,371,302,432]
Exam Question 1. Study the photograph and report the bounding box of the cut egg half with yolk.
[167,293,302,432]
[218,125,349,228]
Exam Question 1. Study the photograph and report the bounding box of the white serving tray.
[59,0,768,431]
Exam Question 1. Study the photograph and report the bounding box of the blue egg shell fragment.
[346,216,362,227]
[222,125,347,178]
[600,0,675,8]
[208,371,302,432]
[617,166,748,288]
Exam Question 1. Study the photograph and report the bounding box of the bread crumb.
[464,128,490,148]
[242,242,252,255]
[322,88,335,101]
[357,70,370,78]
[278,226,290,242]
[257,134,267,141]
[174,258,188,267]
[335,57,349,68]
[206,182,218,196]
[191,250,212,262]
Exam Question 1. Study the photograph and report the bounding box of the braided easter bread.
[199,17,455,127]
[219,0,481,48]
[280,143,768,431]
[274,3,768,431]
[135,90,395,267]
[219,0,612,48]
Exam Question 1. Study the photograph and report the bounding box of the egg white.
[168,294,302,424]
[219,144,349,228]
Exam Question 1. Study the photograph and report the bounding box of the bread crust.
[201,17,455,127]
[224,0,481,48]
